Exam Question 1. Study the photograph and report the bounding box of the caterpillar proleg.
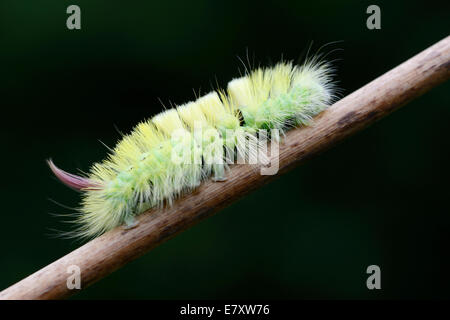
[49,58,337,239]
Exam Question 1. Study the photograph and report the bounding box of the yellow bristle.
[270,62,294,96]
[152,109,186,136]
[227,67,272,114]
[90,162,116,182]
[196,92,226,125]
[177,101,208,129]
[134,120,164,149]
[248,68,272,109]
[227,76,252,108]
[218,89,238,117]
[108,135,143,170]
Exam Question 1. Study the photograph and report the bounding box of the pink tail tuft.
[47,159,102,190]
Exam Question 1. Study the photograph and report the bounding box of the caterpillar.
[49,57,337,239]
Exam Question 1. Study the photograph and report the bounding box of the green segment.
[241,85,325,130]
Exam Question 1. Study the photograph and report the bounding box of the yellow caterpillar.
[49,58,336,239]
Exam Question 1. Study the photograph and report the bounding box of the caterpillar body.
[49,58,336,239]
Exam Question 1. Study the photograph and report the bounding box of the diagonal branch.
[1,36,449,300]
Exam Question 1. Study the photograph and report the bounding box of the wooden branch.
[1,36,449,300]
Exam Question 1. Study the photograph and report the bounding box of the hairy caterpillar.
[49,57,337,239]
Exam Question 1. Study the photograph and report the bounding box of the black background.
[0,0,449,299]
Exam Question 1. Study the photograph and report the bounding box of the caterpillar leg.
[124,216,139,230]
[212,163,227,182]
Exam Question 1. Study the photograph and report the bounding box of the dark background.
[0,0,449,299]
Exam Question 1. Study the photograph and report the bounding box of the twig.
[1,36,449,300]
